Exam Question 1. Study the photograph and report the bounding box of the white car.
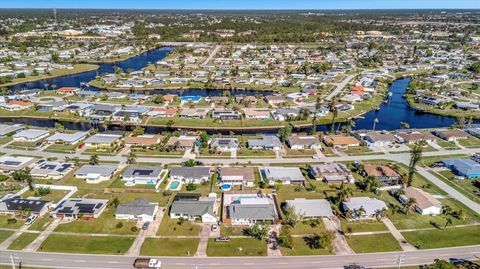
[312,155,321,159]
[25,215,37,225]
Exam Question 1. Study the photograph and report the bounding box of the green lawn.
[291,219,326,235]
[7,232,39,250]
[346,233,402,253]
[207,238,267,256]
[0,137,13,145]
[28,215,53,231]
[402,226,480,249]
[285,149,316,158]
[340,220,388,233]
[39,234,134,254]
[54,208,139,235]
[458,136,480,148]
[0,230,14,244]
[22,189,68,203]
[430,170,480,204]
[237,148,275,158]
[140,238,199,256]
[220,225,246,236]
[435,139,460,150]
[343,146,374,156]
[157,216,201,236]
[7,141,42,150]
[280,237,332,256]
[43,143,78,153]
[0,215,25,229]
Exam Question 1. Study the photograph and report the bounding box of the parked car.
[214,236,230,242]
[25,215,37,225]
[211,223,218,232]
[142,222,150,230]
[312,155,321,159]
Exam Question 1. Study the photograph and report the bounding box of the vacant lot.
[140,238,199,256]
[8,232,39,250]
[0,230,13,244]
[402,226,480,249]
[157,217,201,236]
[280,237,332,256]
[207,238,267,256]
[39,234,133,254]
[346,233,402,253]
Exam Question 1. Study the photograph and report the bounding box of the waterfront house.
[433,130,469,142]
[260,166,305,185]
[211,108,241,120]
[287,134,321,150]
[285,198,334,219]
[179,108,209,119]
[74,164,118,184]
[56,87,79,95]
[248,135,282,150]
[218,167,255,187]
[124,135,161,147]
[46,131,88,145]
[0,124,23,138]
[50,198,108,219]
[242,108,271,120]
[121,166,163,185]
[169,193,217,224]
[0,100,33,111]
[396,132,436,144]
[36,101,68,112]
[147,108,178,118]
[64,103,93,117]
[169,167,211,184]
[209,137,239,152]
[341,197,387,220]
[13,129,49,142]
[362,132,397,147]
[115,198,159,222]
[309,163,354,183]
[323,135,361,149]
[84,133,122,148]
[166,135,197,149]
[466,128,480,139]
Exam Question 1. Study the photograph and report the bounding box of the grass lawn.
[291,219,326,235]
[39,234,133,254]
[237,148,275,158]
[0,136,12,145]
[220,225,246,236]
[206,238,267,256]
[7,141,42,150]
[54,208,139,235]
[285,149,316,158]
[28,215,53,231]
[140,238,199,256]
[430,170,480,204]
[458,136,480,148]
[0,230,14,244]
[435,139,460,150]
[346,233,402,253]
[157,216,201,236]
[343,146,374,156]
[280,237,332,256]
[43,143,78,153]
[340,220,388,233]
[7,232,39,250]
[0,215,25,229]
[402,226,480,249]
[132,148,183,157]
[21,189,68,203]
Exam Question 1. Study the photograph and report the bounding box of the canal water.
[2,47,460,134]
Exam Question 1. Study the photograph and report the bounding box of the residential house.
[0,197,51,216]
[74,164,118,184]
[398,187,442,216]
[287,134,321,150]
[84,133,121,148]
[442,158,480,179]
[166,136,197,149]
[341,197,387,219]
[248,135,282,150]
[242,108,271,120]
[50,198,108,219]
[433,130,469,142]
[396,132,436,144]
[115,198,159,222]
[179,108,209,119]
[211,108,241,120]
[362,132,397,147]
[363,164,402,187]
[121,166,163,185]
[0,101,34,111]
[309,163,354,183]
[218,167,255,187]
[323,135,361,149]
[124,135,161,147]
[169,167,211,184]
[0,156,35,173]
[147,108,178,118]
[260,166,305,185]
[224,192,277,226]
[0,124,23,138]
[210,137,239,152]
[46,131,88,145]
[13,129,49,142]
[30,161,74,180]
[169,193,217,223]
[285,198,334,219]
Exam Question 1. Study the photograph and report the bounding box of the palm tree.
[443,218,453,231]
[375,208,387,220]
[404,198,416,214]
[311,97,322,134]
[357,206,367,218]
[338,187,353,202]
[372,118,379,131]
[127,151,136,164]
[328,98,337,133]
[89,154,99,165]
[407,140,427,186]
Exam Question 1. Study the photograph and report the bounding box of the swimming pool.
[170,181,180,190]
[220,184,232,191]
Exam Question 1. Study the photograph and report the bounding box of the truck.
[133,258,162,269]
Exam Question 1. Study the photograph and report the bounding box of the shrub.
[115,222,124,229]
[7,218,17,224]
[162,190,172,196]
[186,183,197,191]
[131,226,138,232]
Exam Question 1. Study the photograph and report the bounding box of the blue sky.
[1,0,479,10]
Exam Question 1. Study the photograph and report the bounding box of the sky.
[0,0,479,10]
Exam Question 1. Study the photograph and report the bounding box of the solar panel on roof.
[57,164,72,172]
[3,161,21,166]
[133,169,154,176]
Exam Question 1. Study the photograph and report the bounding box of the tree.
[311,97,322,134]
[372,118,379,131]
[423,259,455,269]
[404,198,416,214]
[277,226,293,249]
[54,122,65,132]
[443,217,453,231]
[337,187,353,202]
[110,197,120,209]
[127,151,136,164]
[304,231,333,249]
[328,98,338,133]
[186,183,197,191]
[277,123,293,142]
[282,206,303,228]
[131,126,145,137]
[357,206,366,218]
[12,168,33,191]
[153,94,165,104]
[89,154,99,165]
[243,224,269,241]
[184,159,196,167]
[407,140,427,186]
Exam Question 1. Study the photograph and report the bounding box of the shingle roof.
[228,203,276,220]
[170,167,211,179]
[286,198,334,218]
[46,131,88,143]
[170,198,215,216]
[74,165,117,177]
[115,198,157,216]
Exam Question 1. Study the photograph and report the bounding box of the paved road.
[325,74,355,101]
[1,245,479,269]
[202,45,222,66]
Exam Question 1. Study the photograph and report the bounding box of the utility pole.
[397,255,403,269]
[10,255,16,269]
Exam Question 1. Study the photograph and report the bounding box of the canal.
[2,47,461,134]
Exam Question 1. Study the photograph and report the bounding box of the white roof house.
[74,164,118,183]
[285,198,334,219]
[12,129,49,142]
[260,166,305,185]
[46,131,89,145]
[30,161,75,180]
[0,156,35,173]
[341,197,387,219]
[84,133,121,146]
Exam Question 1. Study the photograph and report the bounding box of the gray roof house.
[285,198,334,219]
[248,135,282,150]
[121,166,163,185]
[169,194,217,223]
[169,167,211,184]
[13,129,50,142]
[0,124,23,137]
[227,197,277,226]
[30,161,74,179]
[260,166,305,185]
[84,133,122,146]
[210,137,239,151]
[50,198,108,219]
[74,164,118,183]
[46,131,89,145]
[115,198,159,222]
[341,197,387,219]
[0,196,51,216]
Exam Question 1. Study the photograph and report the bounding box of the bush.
[35,187,51,196]
[162,190,172,196]
[186,183,197,191]
[115,222,124,229]
[7,218,17,224]
[131,226,138,232]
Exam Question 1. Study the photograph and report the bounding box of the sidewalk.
[24,218,61,252]
[195,224,210,257]
[322,217,354,255]
[381,218,416,251]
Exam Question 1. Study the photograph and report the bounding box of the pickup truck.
[133,258,162,269]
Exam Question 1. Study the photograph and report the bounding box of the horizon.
[1,0,479,10]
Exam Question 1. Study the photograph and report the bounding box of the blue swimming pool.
[170,181,180,190]
[220,184,232,191]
